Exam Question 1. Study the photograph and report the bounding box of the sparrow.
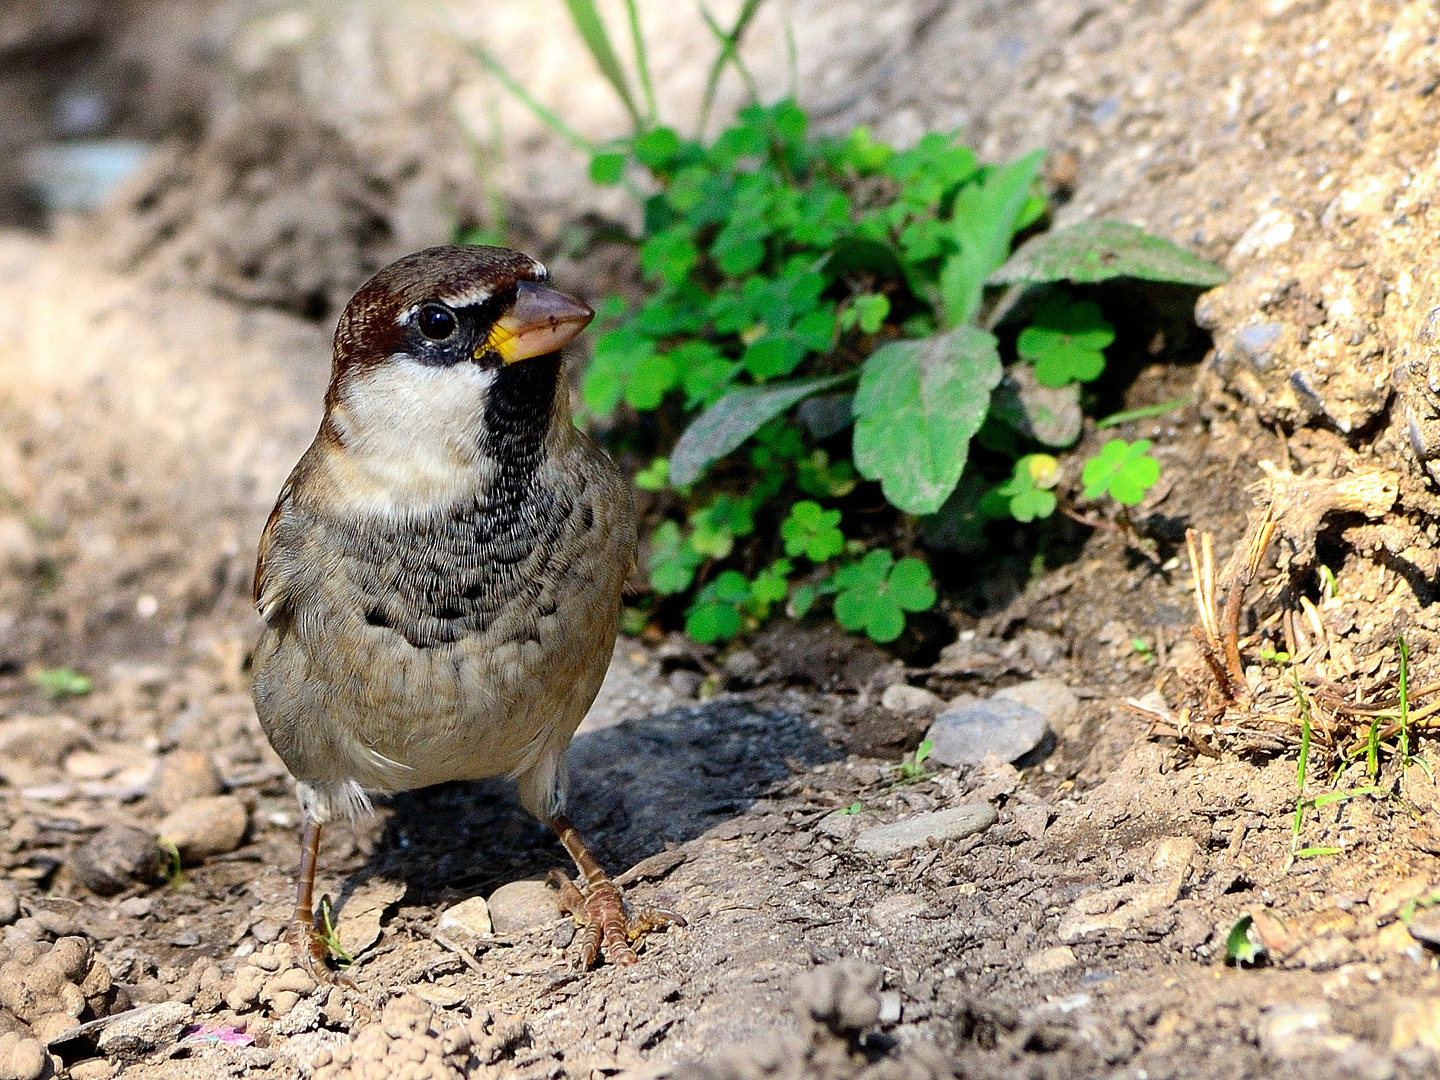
[251,244,680,972]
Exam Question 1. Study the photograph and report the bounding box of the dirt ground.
[4,1,1440,1078]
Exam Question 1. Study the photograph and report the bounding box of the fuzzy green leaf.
[989,220,1230,287]
[852,325,1003,515]
[670,373,850,487]
[939,150,1045,325]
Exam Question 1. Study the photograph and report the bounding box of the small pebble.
[71,826,168,896]
[437,896,492,942]
[486,880,560,934]
[0,881,18,927]
[854,805,997,858]
[880,683,944,714]
[149,750,222,814]
[1024,946,1080,974]
[1407,910,1440,950]
[157,796,248,862]
[925,698,1052,767]
[0,1032,48,1080]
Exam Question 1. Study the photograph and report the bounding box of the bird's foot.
[547,868,685,969]
[284,919,357,988]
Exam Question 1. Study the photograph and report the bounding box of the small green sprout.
[832,551,937,644]
[32,667,93,699]
[318,897,355,968]
[1081,439,1161,505]
[1131,638,1155,663]
[840,293,891,335]
[1225,915,1264,966]
[841,801,864,816]
[1258,644,1291,667]
[898,739,933,782]
[159,838,183,889]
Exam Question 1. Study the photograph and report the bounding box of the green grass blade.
[622,0,658,125]
[1399,635,1412,765]
[697,0,765,135]
[1096,396,1192,429]
[563,0,643,129]
[467,42,597,154]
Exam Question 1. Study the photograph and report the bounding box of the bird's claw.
[285,919,358,989]
[547,868,685,969]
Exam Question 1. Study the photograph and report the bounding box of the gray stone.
[71,825,168,896]
[486,880,560,934]
[96,1002,194,1061]
[925,698,1052,767]
[1232,321,1285,371]
[157,796,248,862]
[854,805,997,858]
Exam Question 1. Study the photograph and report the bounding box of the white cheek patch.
[325,355,497,517]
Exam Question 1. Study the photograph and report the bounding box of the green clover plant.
[472,2,1226,647]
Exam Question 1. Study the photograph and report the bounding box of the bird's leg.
[546,814,685,969]
[285,817,340,981]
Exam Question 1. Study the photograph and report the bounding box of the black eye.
[417,304,457,341]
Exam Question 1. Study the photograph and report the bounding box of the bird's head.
[315,245,594,514]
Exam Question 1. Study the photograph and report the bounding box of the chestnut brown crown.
[329,245,593,381]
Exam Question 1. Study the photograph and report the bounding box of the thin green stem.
[1289,672,1312,868]
[468,42,598,155]
[622,0,659,126]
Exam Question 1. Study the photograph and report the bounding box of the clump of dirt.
[102,97,398,318]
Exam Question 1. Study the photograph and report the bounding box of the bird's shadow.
[341,698,840,909]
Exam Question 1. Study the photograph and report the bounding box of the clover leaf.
[685,570,751,643]
[832,551,937,643]
[647,521,702,595]
[1081,439,1161,505]
[634,457,669,491]
[581,332,678,414]
[747,559,793,620]
[1017,295,1115,387]
[689,494,755,558]
[782,501,845,562]
[988,454,1060,523]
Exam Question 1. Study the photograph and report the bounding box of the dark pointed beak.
[482,280,594,364]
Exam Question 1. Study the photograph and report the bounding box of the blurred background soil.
[3,1,1440,1078]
